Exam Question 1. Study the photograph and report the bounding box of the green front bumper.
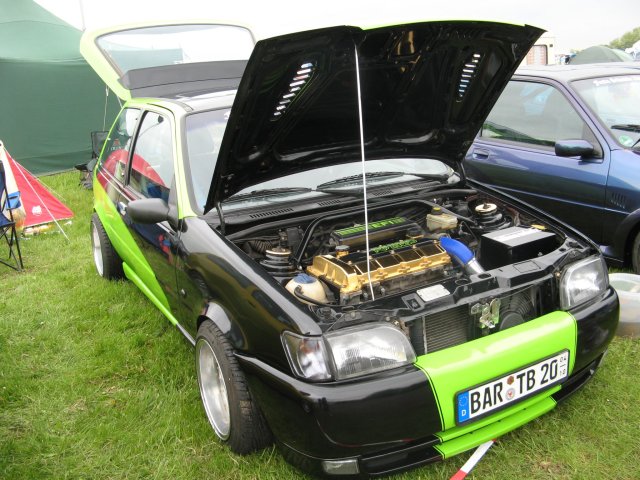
[415,311,576,457]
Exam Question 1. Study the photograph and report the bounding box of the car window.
[129,111,174,201]
[101,108,140,180]
[96,24,254,77]
[572,75,640,148]
[481,81,599,152]
[185,109,229,211]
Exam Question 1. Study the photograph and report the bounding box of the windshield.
[185,108,457,213]
[222,158,457,210]
[96,24,254,76]
[572,75,640,148]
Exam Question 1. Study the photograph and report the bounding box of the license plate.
[456,350,569,424]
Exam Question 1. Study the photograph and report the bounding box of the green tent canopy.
[570,45,634,65]
[0,0,120,174]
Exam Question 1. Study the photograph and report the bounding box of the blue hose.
[440,237,485,274]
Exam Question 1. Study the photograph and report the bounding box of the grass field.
[1,171,639,479]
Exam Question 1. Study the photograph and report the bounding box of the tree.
[609,27,640,50]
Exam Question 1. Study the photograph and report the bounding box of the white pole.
[354,45,375,301]
[78,0,86,31]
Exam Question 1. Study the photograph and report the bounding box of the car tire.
[196,320,272,454]
[632,233,640,274]
[91,213,124,280]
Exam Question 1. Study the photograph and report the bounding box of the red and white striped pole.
[449,440,496,480]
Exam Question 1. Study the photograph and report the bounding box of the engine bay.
[223,188,596,352]
[232,190,567,307]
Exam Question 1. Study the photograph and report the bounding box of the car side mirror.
[128,198,179,230]
[554,139,595,159]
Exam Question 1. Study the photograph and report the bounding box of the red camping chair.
[0,161,24,271]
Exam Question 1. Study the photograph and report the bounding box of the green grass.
[1,171,639,479]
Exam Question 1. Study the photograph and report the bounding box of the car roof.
[168,90,236,112]
[514,62,640,83]
[132,89,237,114]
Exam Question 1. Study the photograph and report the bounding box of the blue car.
[465,64,640,271]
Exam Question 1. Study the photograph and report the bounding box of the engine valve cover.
[307,239,451,301]
[331,217,421,249]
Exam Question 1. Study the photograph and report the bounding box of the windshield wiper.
[226,187,312,202]
[404,172,453,181]
[316,171,452,190]
[609,125,640,149]
[226,171,455,203]
[611,124,640,133]
[316,171,404,189]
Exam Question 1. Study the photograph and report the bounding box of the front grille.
[409,305,469,355]
[407,284,554,356]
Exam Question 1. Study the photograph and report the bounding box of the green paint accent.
[434,394,557,458]
[123,264,178,326]
[371,238,418,254]
[415,311,576,432]
[436,385,560,444]
[93,181,170,311]
[335,217,406,236]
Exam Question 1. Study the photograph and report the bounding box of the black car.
[81,21,618,477]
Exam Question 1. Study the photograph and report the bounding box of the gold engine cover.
[307,240,451,296]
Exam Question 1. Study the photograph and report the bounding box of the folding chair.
[75,131,108,189]
[0,161,24,271]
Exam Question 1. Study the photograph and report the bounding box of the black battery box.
[479,226,557,270]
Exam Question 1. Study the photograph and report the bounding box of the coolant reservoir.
[286,274,328,304]
[427,207,457,231]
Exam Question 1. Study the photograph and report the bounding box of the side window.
[129,111,174,201]
[185,109,229,211]
[481,81,599,152]
[101,108,140,180]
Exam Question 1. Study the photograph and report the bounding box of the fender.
[611,207,640,263]
[198,302,245,350]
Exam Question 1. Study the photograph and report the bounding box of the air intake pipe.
[439,237,485,275]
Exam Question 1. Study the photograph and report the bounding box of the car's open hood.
[80,21,255,101]
[205,21,542,211]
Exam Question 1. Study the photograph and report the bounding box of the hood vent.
[272,62,315,119]
[371,189,394,197]
[317,198,343,207]
[249,208,295,219]
[457,52,482,99]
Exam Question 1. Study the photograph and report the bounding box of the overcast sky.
[37,0,638,53]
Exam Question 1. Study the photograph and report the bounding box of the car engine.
[234,193,558,297]
[228,189,590,353]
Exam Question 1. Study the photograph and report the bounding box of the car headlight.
[559,255,608,310]
[282,323,416,381]
[282,333,331,381]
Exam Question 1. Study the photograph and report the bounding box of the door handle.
[471,148,490,160]
[117,201,127,216]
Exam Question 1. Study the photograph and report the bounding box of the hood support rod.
[354,45,375,301]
